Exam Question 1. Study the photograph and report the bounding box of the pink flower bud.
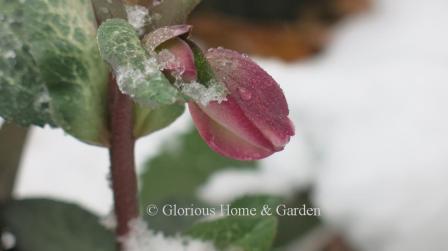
[145,26,294,160]
[188,48,294,160]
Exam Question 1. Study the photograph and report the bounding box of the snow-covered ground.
[13,0,448,250]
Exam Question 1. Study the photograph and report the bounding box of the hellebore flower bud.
[188,48,295,160]
[144,26,294,160]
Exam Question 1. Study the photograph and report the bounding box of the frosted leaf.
[180,80,228,106]
[119,218,217,251]
[114,58,177,106]
[125,5,151,35]
[97,19,178,107]
[115,58,159,91]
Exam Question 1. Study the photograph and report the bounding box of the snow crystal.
[157,49,185,79]
[114,58,165,102]
[33,90,50,113]
[3,50,16,59]
[180,80,228,106]
[125,5,151,35]
[155,49,228,106]
[119,218,217,251]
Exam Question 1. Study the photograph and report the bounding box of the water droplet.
[238,87,252,101]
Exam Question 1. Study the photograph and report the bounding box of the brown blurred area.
[189,0,370,61]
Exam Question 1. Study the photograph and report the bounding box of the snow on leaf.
[0,0,110,145]
[97,19,179,107]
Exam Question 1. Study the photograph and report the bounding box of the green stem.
[0,123,29,202]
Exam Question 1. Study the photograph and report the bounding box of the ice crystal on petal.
[119,218,217,251]
[181,80,228,106]
[157,49,184,79]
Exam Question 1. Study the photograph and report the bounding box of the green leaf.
[97,19,179,108]
[139,127,257,234]
[231,195,284,215]
[133,103,185,138]
[0,9,52,127]
[0,198,115,251]
[143,196,205,235]
[273,190,321,248]
[186,216,278,251]
[140,127,257,203]
[0,0,110,145]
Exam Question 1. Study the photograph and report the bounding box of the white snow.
[114,58,176,106]
[157,49,185,78]
[125,5,151,35]
[119,218,217,251]
[10,0,448,250]
[180,80,228,106]
[3,50,16,59]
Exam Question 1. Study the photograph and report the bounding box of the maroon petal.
[142,25,192,51]
[205,48,295,150]
[189,102,274,160]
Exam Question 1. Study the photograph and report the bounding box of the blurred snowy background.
[9,0,448,250]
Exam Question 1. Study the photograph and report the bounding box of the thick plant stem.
[0,123,29,202]
[108,75,139,243]
[92,0,139,247]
